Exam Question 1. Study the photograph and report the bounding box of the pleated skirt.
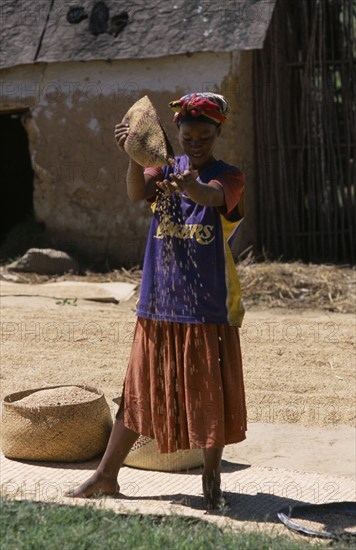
[118,317,247,453]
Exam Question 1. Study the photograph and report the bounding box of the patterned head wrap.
[169,92,230,126]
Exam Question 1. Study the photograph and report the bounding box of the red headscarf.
[169,93,230,126]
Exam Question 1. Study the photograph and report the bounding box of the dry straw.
[2,385,112,462]
[122,95,174,167]
[16,261,351,314]
[237,259,355,313]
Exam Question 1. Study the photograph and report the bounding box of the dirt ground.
[1,258,355,475]
[1,290,354,430]
[1,265,355,546]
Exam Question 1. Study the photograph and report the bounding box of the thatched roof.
[1,0,276,69]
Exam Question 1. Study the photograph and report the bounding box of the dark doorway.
[0,109,34,242]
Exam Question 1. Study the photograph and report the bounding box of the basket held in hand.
[122,95,174,167]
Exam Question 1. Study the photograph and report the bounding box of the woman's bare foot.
[65,472,120,498]
[202,473,225,511]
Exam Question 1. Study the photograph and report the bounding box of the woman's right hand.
[114,122,130,152]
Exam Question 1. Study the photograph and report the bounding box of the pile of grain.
[18,386,96,408]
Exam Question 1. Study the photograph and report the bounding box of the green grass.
[1,499,353,550]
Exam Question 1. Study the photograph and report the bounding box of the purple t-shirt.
[137,155,245,326]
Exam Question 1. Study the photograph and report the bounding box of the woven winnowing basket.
[1,385,113,462]
[123,435,204,472]
[122,95,175,167]
[112,397,204,472]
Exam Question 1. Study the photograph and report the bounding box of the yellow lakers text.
[153,215,215,245]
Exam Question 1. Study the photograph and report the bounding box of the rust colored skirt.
[118,317,247,453]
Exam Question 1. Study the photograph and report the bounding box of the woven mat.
[1,454,354,540]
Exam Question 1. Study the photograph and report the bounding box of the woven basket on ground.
[112,397,204,472]
[122,95,175,167]
[123,435,204,472]
[1,385,113,462]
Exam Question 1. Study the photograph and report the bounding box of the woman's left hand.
[156,170,198,195]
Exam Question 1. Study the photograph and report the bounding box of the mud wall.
[0,51,254,266]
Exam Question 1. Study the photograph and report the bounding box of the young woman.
[68,93,247,510]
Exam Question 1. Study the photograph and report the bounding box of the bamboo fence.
[253,0,355,263]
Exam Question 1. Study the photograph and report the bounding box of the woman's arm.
[115,122,158,203]
[180,177,225,208]
[158,170,225,208]
[126,159,158,202]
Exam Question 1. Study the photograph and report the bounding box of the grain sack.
[122,95,175,167]
[2,385,113,462]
